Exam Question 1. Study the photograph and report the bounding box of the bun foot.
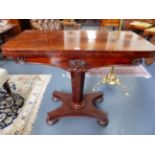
[47,118,59,125]
[97,120,109,126]
[52,96,59,102]
[94,97,103,104]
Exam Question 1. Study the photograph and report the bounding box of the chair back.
[30,19,63,30]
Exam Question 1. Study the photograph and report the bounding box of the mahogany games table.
[2,30,155,126]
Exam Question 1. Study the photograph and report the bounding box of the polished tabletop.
[2,30,155,126]
[2,30,155,56]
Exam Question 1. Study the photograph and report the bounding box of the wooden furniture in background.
[144,27,155,44]
[30,19,81,31]
[0,24,17,56]
[144,27,155,37]
[150,36,155,45]
[123,20,155,38]
[2,30,155,126]
[100,19,121,30]
[128,21,153,31]
[0,19,27,46]
[0,24,16,44]
[8,19,22,34]
[61,19,81,29]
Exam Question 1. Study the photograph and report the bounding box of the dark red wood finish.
[0,24,16,44]
[2,30,155,125]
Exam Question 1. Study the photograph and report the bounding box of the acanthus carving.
[145,53,155,65]
[68,59,87,72]
[16,57,26,64]
[132,58,143,65]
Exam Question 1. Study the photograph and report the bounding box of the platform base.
[47,91,108,126]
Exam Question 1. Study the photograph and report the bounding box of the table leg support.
[47,60,108,126]
[47,91,108,126]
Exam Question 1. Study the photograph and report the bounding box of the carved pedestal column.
[69,60,86,109]
[47,59,108,126]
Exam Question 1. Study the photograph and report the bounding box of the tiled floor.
[1,59,155,135]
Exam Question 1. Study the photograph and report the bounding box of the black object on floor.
[0,93,24,130]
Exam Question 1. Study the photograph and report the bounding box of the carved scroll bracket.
[132,58,143,65]
[68,59,87,72]
[145,53,155,66]
[16,57,26,64]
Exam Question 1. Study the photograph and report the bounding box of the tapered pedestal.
[47,60,108,126]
